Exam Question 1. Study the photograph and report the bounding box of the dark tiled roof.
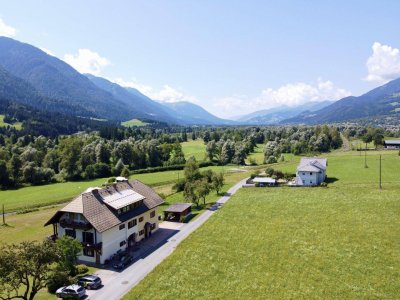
[164,203,192,213]
[45,179,164,233]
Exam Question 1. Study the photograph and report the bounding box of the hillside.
[237,101,334,124]
[86,74,178,124]
[162,101,236,125]
[284,78,400,124]
[0,37,139,121]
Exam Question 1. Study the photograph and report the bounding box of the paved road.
[88,177,248,300]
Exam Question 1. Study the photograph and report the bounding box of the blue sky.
[1,0,400,118]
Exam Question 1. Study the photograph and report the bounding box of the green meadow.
[124,150,400,299]
[121,118,148,127]
[0,114,22,130]
[181,139,207,161]
[0,165,238,213]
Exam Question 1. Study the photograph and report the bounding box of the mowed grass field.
[0,167,252,245]
[124,150,400,299]
[181,139,207,161]
[0,165,232,213]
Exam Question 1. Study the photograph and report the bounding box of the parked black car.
[56,284,86,299]
[78,274,102,290]
[113,253,134,269]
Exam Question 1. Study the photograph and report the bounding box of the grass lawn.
[121,118,148,127]
[0,165,238,213]
[124,150,400,299]
[0,114,22,130]
[181,139,207,161]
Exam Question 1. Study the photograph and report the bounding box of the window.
[302,173,305,175]
[310,181,313,184]
[128,219,137,229]
[139,216,144,223]
[120,240,126,247]
[122,206,127,213]
[150,211,155,218]
[65,229,76,238]
[117,209,121,215]
[83,248,94,257]
[82,232,94,244]
[119,224,125,230]
[139,230,144,236]
[309,172,312,175]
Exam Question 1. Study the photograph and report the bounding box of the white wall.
[57,209,160,264]
[297,170,326,186]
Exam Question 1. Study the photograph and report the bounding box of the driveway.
[86,177,248,300]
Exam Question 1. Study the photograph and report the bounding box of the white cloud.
[212,79,351,118]
[0,18,16,37]
[113,78,198,103]
[64,49,110,75]
[365,42,400,84]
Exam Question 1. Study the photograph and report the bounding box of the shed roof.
[164,203,192,213]
[384,140,400,145]
[253,177,276,183]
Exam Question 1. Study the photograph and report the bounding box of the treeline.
[202,125,342,164]
[0,132,189,188]
[0,99,120,137]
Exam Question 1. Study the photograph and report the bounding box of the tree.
[0,240,60,300]
[8,154,22,184]
[184,157,201,182]
[56,236,83,276]
[203,131,211,143]
[95,142,110,164]
[59,138,83,179]
[0,160,10,188]
[183,181,200,208]
[114,158,125,176]
[206,140,217,161]
[197,180,211,205]
[121,166,130,178]
[220,140,235,165]
[211,172,224,195]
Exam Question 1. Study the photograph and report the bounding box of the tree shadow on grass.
[325,177,339,184]
[1,223,14,228]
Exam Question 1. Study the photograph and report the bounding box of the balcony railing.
[82,241,102,251]
[60,219,93,230]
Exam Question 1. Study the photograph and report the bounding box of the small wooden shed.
[164,203,192,222]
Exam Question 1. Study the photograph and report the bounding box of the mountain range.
[236,101,334,124]
[1,36,400,126]
[0,37,233,125]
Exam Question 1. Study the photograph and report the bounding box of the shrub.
[248,157,257,166]
[266,155,277,164]
[107,177,116,183]
[47,269,74,294]
[75,264,89,275]
[320,182,328,187]
[173,179,186,192]
[265,167,274,177]
[272,170,284,180]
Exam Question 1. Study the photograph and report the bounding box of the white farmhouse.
[295,157,327,186]
[45,179,164,264]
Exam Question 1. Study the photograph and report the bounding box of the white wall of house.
[57,209,160,264]
[297,170,326,186]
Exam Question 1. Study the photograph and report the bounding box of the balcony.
[82,241,102,251]
[60,219,93,230]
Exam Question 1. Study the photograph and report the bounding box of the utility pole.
[2,204,5,225]
[364,149,368,168]
[379,154,382,190]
